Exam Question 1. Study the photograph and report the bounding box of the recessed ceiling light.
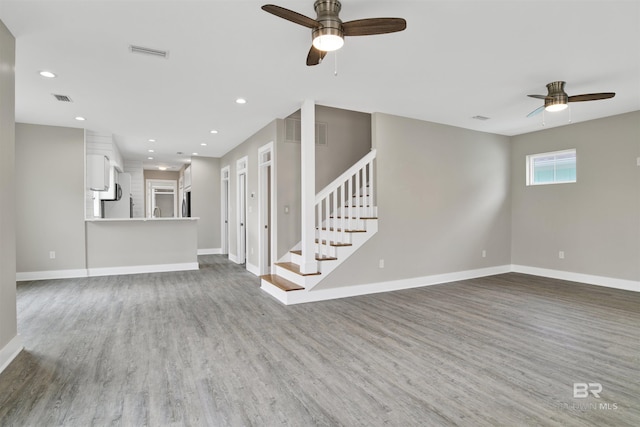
[200,143,207,146]
[235,98,247,104]
[148,157,154,160]
[210,129,218,134]
[75,116,86,121]
[148,149,154,153]
[192,152,199,156]
[39,71,56,78]
[148,139,156,142]
[158,166,167,171]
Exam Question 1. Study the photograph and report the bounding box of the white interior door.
[238,172,246,264]
[258,143,274,276]
[236,157,248,265]
[221,166,230,255]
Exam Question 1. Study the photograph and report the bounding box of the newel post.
[300,99,317,274]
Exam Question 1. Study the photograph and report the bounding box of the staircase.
[260,150,378,304]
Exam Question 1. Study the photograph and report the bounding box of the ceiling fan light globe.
[312,34,344,52]
[545,103,568,112]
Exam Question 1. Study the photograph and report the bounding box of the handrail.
[314,149,376,258]
[315,149,377,203]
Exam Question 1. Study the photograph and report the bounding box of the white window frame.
[526,149,577,186]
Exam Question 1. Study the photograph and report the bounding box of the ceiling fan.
[262,0,406,66]
[527,81,615,117]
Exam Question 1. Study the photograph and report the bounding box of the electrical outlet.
[559,251,565,259]
[482,250,487,258]
[49,251,56,259]
[379,259,384,269]
[284,205,289,214]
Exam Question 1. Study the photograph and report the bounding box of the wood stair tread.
[290,250,337,261]
[317,227,366,233]
[260,274,305,291]
[315,239,352,247]
[275,262,321,276]
[330,216,378,220]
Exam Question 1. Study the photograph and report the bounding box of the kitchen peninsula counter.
[85,217,199,276]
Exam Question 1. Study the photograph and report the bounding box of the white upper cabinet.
[87,154,110,191]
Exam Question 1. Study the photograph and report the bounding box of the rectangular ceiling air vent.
[129,45,169,58]
[53,94,72,102]
[472,115,490,121]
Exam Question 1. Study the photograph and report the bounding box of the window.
[526,149,576,186]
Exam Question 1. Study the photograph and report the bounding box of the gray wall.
[286,105,373,190]
[277,105,373,258]
[0,19,17,360]
[221,120,278,267]
[191,156,221,251]
[220,105,373,269]
[511,111,640,281]
[15,123,86,274]
[316,113,512,289]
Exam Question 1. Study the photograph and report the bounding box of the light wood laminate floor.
[1,255,638,426]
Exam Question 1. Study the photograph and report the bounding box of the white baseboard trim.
[246,262,260,276]
[0,335,24,375]
[88,262,199,277]
[511,265,640,292]
[198,248,222,255]
[271,265,512,305]
[17,268,88,282]
[228,253,238,263]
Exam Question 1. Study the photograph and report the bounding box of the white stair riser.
[315,231,352,244]
[321,218,371,231]
[293,221,378,289]
[274,265,324,288]
[334,206,377,217]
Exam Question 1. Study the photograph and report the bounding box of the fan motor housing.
[545,81,569,109]
[313,0,344,41]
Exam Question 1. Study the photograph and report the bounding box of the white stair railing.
[315,149,376,258]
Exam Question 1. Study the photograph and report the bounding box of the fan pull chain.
[334,51,338,76]
[542,109,546,127]
[568,106,572,124]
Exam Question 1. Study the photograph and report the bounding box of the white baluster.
[317,202,322,258]
[367,160,373,217]
[340,183,345,242]
[331,189,339,246]
[325,195,330,254]
[355,168,360,225]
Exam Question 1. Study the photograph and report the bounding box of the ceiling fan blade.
[526,105,545,118]
[261,4,318,29]
[306,45,327,66]
[568,92,615,102]
[527,94,548,100]
[342,18,407,36]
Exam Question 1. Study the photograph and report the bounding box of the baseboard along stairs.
[261,150,378,304]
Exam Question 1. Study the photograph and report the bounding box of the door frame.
[258,142,275,276]
[145,179,178,218]
[220,165,230,255]
[236,157,248,265]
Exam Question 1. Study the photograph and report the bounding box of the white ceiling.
[1,1,639,170]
